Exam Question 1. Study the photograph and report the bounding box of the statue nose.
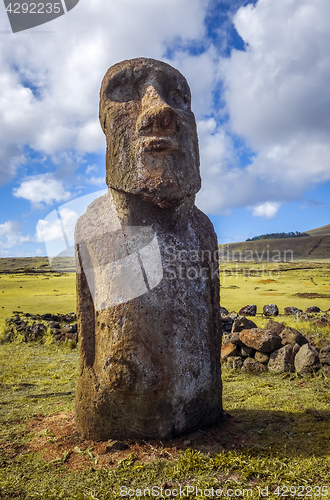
[137,86,180,137]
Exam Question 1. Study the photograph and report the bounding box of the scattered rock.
[239,305,257,316]
[221,343,239,361]
[2,312,79,344]
[227,356,243,370]
[311,317,329,327]
[306,306,321,313]
[264,320,286,336]
[263,304,279,316]
[298,313,310,321]
[293,343,301,357]
[319,346,330,365]
[49,321,61,329]
[239,328,282,353]
[294,344,320,374]
[279,327,308,347]
[255,351,269,364]
[323,365,330,378]
[224,332,242,345]
[284,307,303,316]
[231,316,257,333]
[268,344,294,373]
[41,313,52,320]
[240,345,254,357]
[242,357,266,373]
[221,315,234,333]
[64,323,77,334]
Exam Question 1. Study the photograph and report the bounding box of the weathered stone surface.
[239,328,282,353]
[255,351,269,364]
[279,327,308,347]
[294,344,320,374]
[221,315,234,333]
[227,356,243,370]
[323,365,330,378]
[241,345,254,357]
[225,331,241,345]
[239,304,257,316]
[284,307,303,316]
[265,320,286,336]
[312,317,329,327]
[293,343,301,357]
[305,306,321,313]
[242,357,266,373]
[220,306,229,315]
[221,343,238,361]
[268,344,294,373]
[231,316,257,333]
[263,304,279,316]
[64,323,77,334]
[75,58,222,441]
[319,345,330,365]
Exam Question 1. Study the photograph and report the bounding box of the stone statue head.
[99,58,201,208]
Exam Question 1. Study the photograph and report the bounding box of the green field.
[0,257,76,325]
[220,261,330,313]
[0,258,330,499]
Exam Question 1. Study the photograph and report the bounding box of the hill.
[219,223,330,261]
[305,223,330,237]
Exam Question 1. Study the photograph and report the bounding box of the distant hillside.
[219,223,330,261]
[0,256,75,274]
[305,223,330,237]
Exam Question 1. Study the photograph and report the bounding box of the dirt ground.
[15,411,254,472]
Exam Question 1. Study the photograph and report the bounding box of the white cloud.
[0,0,210,185]
[220,0,330,207]
[13,174,71,207]
[252,202,281,220]
[86,165,98,175]
[2,0,329,225]
[88,177,107,187]
[0,221,30,248]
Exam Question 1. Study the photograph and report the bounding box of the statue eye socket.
[105,79,139,103]
[105,70,145,103]
[168,88,191,110]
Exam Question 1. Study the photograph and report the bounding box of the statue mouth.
[141,137,179,153]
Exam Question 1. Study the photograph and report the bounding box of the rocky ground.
[1,311,77,343]
[221,304,330,376]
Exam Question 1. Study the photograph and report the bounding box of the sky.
[0,0,329,257]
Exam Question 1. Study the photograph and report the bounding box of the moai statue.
[75,58,222,440]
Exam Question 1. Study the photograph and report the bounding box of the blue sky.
[0,0,329,256]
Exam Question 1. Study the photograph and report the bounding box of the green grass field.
[220,261,330,313]
[0,258,330,499]
[0,272,76,325]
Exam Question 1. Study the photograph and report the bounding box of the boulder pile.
[1,311,77,344]
[221,314,330,377]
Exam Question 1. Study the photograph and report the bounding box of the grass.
[0,342,329,498]
[220,261,330,313]
[0,272,76,325]
[0,258,330,498]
